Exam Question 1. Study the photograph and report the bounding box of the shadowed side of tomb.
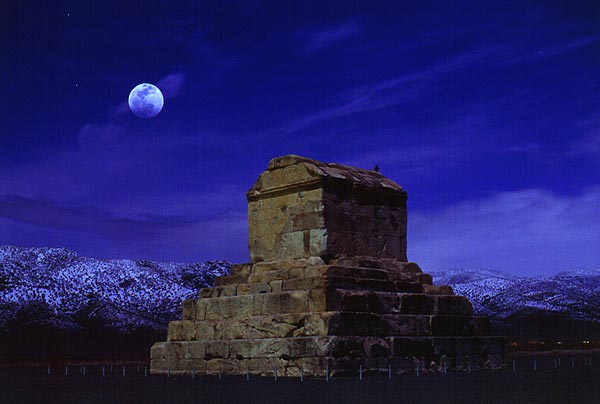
[150,155,505,376]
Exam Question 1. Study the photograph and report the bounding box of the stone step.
[326,312,489,337]
[203,275,427,299]
[328,257,423,274]
[330,290,472,316]
[184,290,472,322]
[248,265,391,284]
[170,311,489,341]
[150,335,505,376]
[154,335,506,361]
[215,264,434,288]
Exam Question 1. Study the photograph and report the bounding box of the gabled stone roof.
[247,155,405,200]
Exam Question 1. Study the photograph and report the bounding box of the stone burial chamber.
[150,155,505,376]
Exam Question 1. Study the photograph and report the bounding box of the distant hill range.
[428,268,600,342]
[1,246,599,359]
[0,245,229,360]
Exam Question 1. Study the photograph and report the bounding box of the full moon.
[128,83,164,118]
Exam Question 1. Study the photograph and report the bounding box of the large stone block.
[253,291,308,315]
[399,294,435,315]
[204,341,229,359]
[279,291,309,313]
[382,314,431,336]
[167,321,195,341]
[430,315,489,336]
[252,259,307,273]
[206,358,240,374]
[216,313,305,340]
[327,312,387,336]
[195,321,215,340]
[390,337,435,357]
[188,341,206,359]
[150,342,166,360]
[204,295,254,320]
[435,296,474,315]
[182,299,196,321]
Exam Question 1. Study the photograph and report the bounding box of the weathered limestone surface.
[151,155,505,376]
[247,155,408,263]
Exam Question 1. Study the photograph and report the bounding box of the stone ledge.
[210,262,437,294]
[169,311,489,341]
[184,291,473,322]
[150,335,505,376]
[152,335,505,361]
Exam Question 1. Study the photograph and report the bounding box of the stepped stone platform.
[150,155,505,376]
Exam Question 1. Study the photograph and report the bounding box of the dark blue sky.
[1,1,599,274]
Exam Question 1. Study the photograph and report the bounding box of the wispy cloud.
[409,187,600,275]
[157,72,185,98]
[0,194,248,262]
[279,68,442,135]
[0,194,188,239]
[281,27,599,135]
[297,19,361,54]
[499,142,542,154]
[343,142,472,179]
[277,47,497,135]
[570,116,600,164]
[489,31,600,67]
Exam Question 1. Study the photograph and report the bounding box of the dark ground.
[1,355,599,404]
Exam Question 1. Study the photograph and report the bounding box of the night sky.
[1,1,599,275]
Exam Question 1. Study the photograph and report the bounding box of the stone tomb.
[151,155,505,376]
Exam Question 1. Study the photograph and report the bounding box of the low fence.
[34,354,598,383]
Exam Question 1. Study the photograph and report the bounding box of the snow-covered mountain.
[429,268,600,322]
[0,245,230,333]
[1,245,599,336]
